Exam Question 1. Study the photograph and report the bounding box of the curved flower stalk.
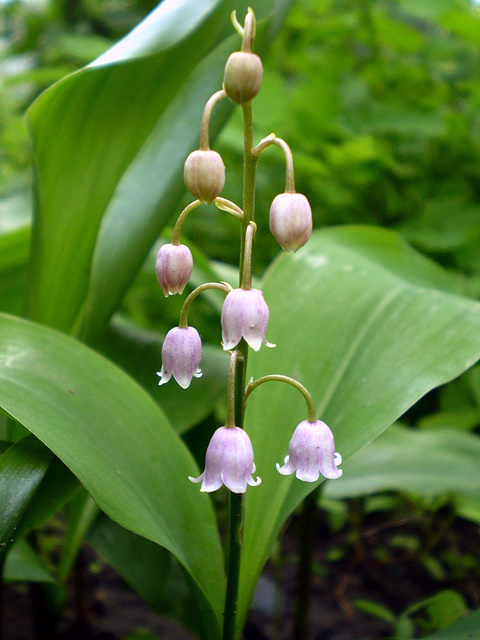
[277,420,343,482]
[221,288,275,351]
[189,426,261,493]
[157,326,202,389]
[253,134,313,252]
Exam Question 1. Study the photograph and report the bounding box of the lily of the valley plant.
[155,8,342,639]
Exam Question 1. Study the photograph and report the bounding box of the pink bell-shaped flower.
[269,193,312,252]
[189,426,261,493]
[155,243,193,297]
[157,326,202,389]
[277,420,342,482]
[221,288,275,352]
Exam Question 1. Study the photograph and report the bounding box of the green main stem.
[222,100,257,640]
[239,102,257,285]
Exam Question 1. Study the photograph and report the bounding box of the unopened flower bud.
[221,288,275,352]
[189,426,261,493]
[155,243,193,297]
[157,326,202,389]
[269,193,313,252]
[184,150,225,204]
[223,51,263,104]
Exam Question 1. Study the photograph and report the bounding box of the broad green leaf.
[4,539,55,584]
[88,513,172,614]
[25,0,292,338]
[58,490,100,583]
[101,320,229,433]
[0,435,52,561]
[403,590,466,634]
[398,199,480,254]
[440,9,480,45]
[422,607,480,639]
[237,226,480,635]
[325,424,480,502]
[0,440,11,454]
[400,0,464,22]
[354,599,396,624]
[17,456,80,537]
[0,193,31,315]
[0,313,224,637]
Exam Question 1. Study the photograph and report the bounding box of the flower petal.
[247,474,262,487]
[188,472,204,484]
[276,455,296,476]
[295,467,320,483]
[222,333,242,351]
[200,475,224,493]
[221,471,247,494]
[156,368,171,386]
[242,328,263,352]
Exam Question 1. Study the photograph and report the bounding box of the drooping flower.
[189,426,261,493]
[269,192,312,252]
[221,288,275,352]
[277,420,342,482]
[157,326,202,389]
[155,243,193,297]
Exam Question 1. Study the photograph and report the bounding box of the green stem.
[214,197,244,220]
[223,346,247,640]
[223,68,258,640]
[245,374,317,422]
[230,10,244,38]
[171,200,202,245]
[223,491,243,640]
[200,90,227,150]
[0,556,4,640]
[179,282,232,328]
[172,197,243,246]
[293,485,323,640]
[241,222,256,289]
[241,8,256,53]
[239,102,257,287]
[226,351,243,428]
[253,135,295,193]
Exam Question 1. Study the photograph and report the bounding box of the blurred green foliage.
[0,0,157,193]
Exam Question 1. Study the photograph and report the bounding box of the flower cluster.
[189,420,341,494]
[154,9,342,494]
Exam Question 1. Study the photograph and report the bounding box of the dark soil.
[3,504,480,640]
